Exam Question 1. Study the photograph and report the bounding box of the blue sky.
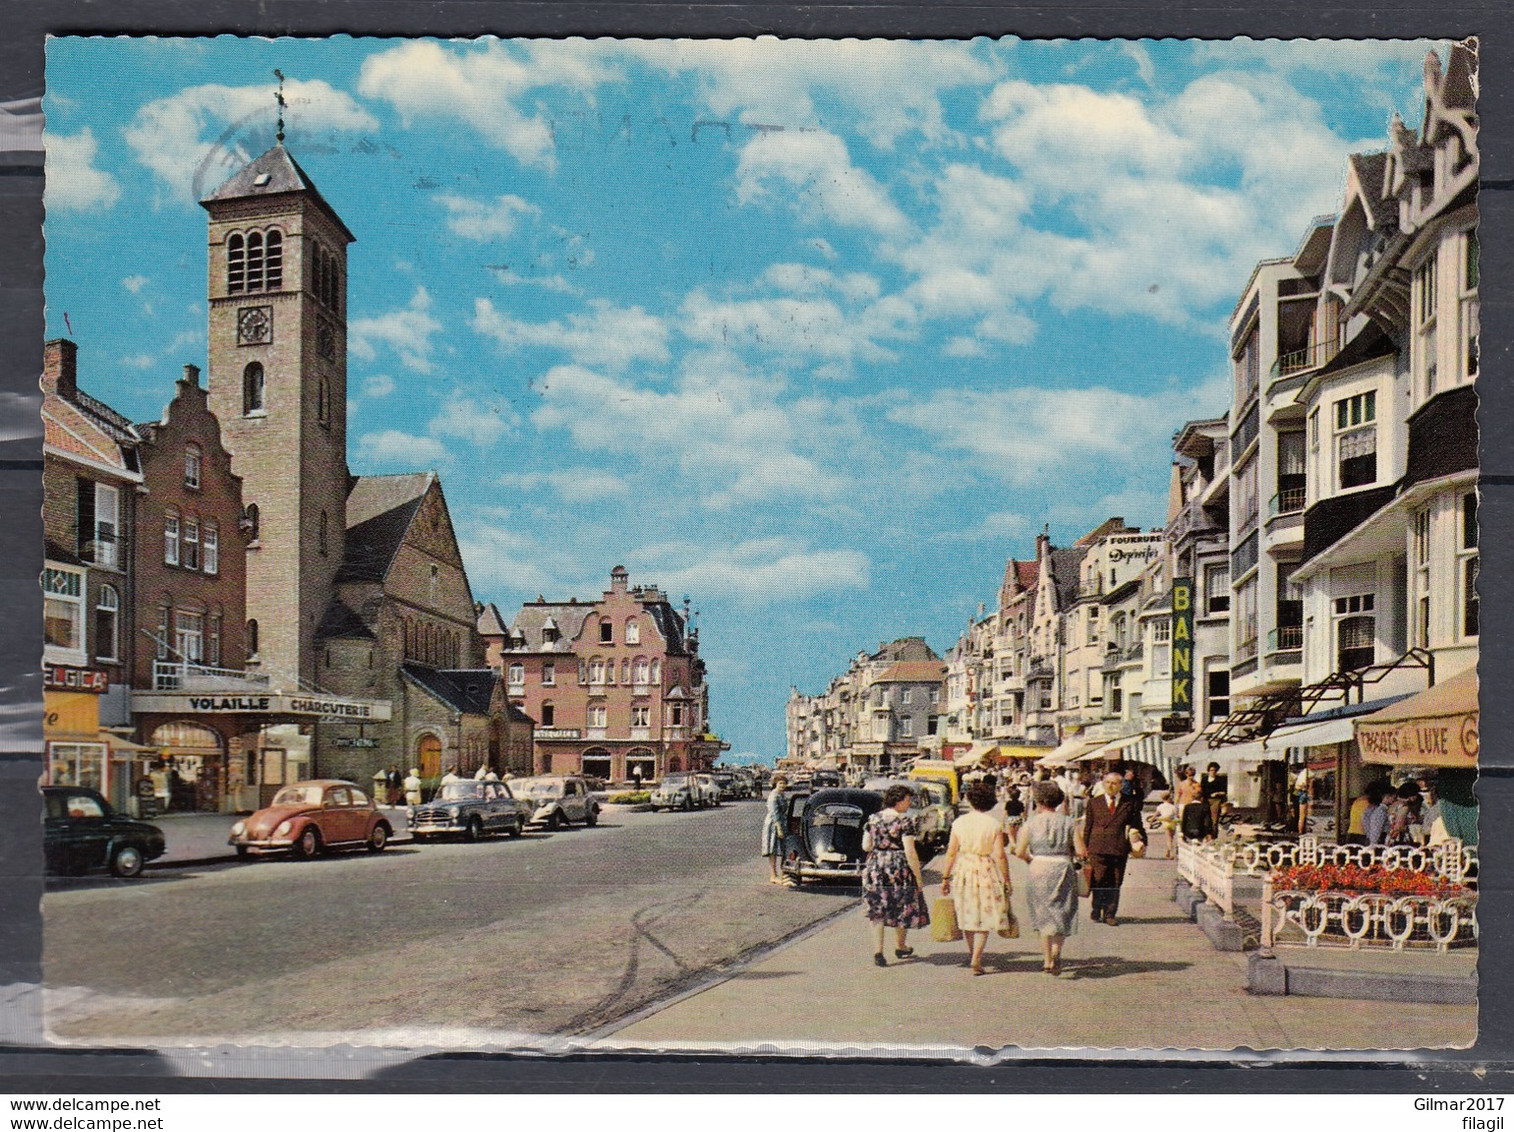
[42,37,1446,761]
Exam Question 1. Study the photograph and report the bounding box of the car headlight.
[274,820,293,838]
[231,821,246,836]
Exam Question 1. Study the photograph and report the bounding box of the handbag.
[1078,860,1092,898]
[930,896,963,943]
[997,907,1020,940]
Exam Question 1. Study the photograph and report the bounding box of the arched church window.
[244,503,259,542]
[243,362,264,415]
[265,230,283,290]
[227,233,245,294]
[246,231,264,292]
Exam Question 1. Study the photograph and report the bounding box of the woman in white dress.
[939,781,1011,976]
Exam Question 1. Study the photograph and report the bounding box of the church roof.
[200,143,356,242]
[315,598,374,641]
[337,472,435,583]
[475,601,509,637]
[401,664,498,717]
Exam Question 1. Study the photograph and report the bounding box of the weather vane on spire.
[273,69,287,143]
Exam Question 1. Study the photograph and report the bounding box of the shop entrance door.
[418,734,442,779]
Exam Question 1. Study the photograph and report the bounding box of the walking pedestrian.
[1016,781,1086,976]
[1174,765,1205,842]
[403,767,423,807]
[860,784,930,966]
[385,766,403,806]
[1154,791,1178,858]
[761,774,790,885]
[939,781,1012,976]
[1201,761,1228,838]
[1083,769,1146,925]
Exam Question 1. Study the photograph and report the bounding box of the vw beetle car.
[43,786,166,878]
[781,787,885,885]
[410,779,532,840]
[229,779,393,858]
[514,775,600,829]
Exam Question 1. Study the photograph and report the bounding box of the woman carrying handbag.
[1015,781,1088,976]
[939,781,1013,976]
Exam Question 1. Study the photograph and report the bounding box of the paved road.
[44,800,857,1044]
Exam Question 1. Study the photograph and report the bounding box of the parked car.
[229,780,393,859]
[709,770,740,800]
[43,786,166,879]
[650,773,699,811]
[811,770,842,789]
[410,779,532,841]
[692,773,723,807]
[515,775,600,829]
[863,777,952,859]
[781,787,885,885]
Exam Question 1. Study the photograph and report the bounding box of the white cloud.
[937,510,1033,543]
[530,359,850,510]
[499,467,629,503]
[429,390,520,448]
[630,537,871,603]
[356,428,448,466]
[362,374,396,398]
[436,192,539,241]
[890,376,1228,490]
[121,274,149,294]
[350,287,443,373]
[620,38,999,149]
[120,354,155,370]
[357,40,611,170]
[472,297,669,372]
[123,79,377,203]
[46,129,120,211]
[735,129,910,237]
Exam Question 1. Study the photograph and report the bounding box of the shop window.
[94,584,119,662]
[243,363,265,415]
[203,523,219,575]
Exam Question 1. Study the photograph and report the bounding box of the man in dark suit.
[1083,769,1147,925]
[1201,761,1229,839]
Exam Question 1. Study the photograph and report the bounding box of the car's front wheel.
[368,823,389,852]
[294,826,322,860]
[109,844,144,879]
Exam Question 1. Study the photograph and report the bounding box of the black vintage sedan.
[781,787,884,885]
[43,786,166,878]
[409,779,532,840]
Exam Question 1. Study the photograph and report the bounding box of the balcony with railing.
[1265,624,1304,666]
[152,661,271,692]
[1268,486,1307,517]
[1268,340,1338,388]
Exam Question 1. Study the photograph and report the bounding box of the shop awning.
[1037,737,1102,768]
[1163,735,1268,775]
[1264,716,1356,752]
[1354,667,1477,767]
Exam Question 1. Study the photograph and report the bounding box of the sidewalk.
[600,854,1476,1052]
[151,808,415,867]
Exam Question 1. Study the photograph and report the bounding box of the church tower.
[201,142,354,690]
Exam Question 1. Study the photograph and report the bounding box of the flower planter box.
[1262,866,1477,953]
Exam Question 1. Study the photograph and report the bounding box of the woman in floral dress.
[860,784,930,966]
[939,781,1012,975]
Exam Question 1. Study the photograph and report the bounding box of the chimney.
[43,339,77,398]
[610,564,629,593]
[181,363,201,387]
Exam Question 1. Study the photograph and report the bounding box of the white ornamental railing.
[1176,834,1475,927]
[1261,882,1477,953]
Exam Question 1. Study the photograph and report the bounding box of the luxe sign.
[1357,715,1478,766]
[1170,577,1194,716]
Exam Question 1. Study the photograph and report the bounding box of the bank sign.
[1170,578,1194,717]
[131,691,392,721]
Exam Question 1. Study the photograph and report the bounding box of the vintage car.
[863,777,952,859]
[781,787,885,885]
[691,773,723,808]
[710,770,746,801]
[409,779,532,840]
[229,780,393,859]
[514,775,600,829]
[650,773,700,811]
[42,786,166,879]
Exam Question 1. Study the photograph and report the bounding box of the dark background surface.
[0,0,1510,1092]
